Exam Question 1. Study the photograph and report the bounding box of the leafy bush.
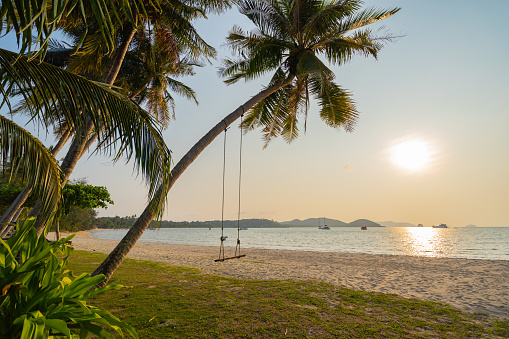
[0,218,137,339]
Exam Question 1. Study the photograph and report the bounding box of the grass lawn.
[68,251,509,338]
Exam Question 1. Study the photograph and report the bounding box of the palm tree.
[1,0,231,234]
[118,30,199,127]
[24,0,230,234]
[92,0,400,284]
[0,48,173,234]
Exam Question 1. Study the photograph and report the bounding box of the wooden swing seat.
[214,254,246,262]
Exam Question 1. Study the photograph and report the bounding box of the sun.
[391,140,432,172]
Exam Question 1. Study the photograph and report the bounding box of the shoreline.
[54,230,509,320]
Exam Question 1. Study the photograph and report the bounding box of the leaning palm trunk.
[0,129,71,234]
[92,75,295,285]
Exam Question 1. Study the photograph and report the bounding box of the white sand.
[55,230,509,319]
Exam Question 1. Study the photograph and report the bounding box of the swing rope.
[234,114,243,257]
[218,127,228,261]
[215,114,246,262]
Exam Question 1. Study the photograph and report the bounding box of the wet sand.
[56,230,509,319]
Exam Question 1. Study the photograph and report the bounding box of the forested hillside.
[95,217,283,229]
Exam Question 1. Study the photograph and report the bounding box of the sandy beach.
[58,230,509,320]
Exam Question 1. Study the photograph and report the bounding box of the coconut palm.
[0,48,173,234]
[0,0,232,234]
[92,0,400,284]
[24,0,230,234]
[119,33,199,127]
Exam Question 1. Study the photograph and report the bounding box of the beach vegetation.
[0,179,113,236]
[0,219,137,339]
[69,250,509,339]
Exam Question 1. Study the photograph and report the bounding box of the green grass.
[68,251,509,338]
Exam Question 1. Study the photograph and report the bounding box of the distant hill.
[281,218,382,227]
[348,219,382,227]
[281,218,346,227]
[378,221,416,227]
[205,219,283,228]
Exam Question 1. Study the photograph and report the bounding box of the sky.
[3,1,509,227]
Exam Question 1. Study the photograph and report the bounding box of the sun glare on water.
[391,139,432,172]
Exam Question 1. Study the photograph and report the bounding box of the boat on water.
[240,227,248,230]
[360,225,367,230]
[318,216,330,230]
[432,223,448,228]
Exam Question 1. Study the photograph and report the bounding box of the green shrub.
[0,218,137,339]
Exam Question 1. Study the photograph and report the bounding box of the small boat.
[360,225,367,230]
[240,227,248,230]
[318,216,330,230]
[432,223,448,228]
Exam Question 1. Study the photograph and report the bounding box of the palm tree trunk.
[0,186,31,233]
[92,75,295,285]
[31,121,95,233]
[0,130,72,234]
[55,220,60,241]
[103,24,137,85]
[52,128,72,155]
[0,207,23,237]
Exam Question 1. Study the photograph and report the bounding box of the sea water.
[89,227,509,261]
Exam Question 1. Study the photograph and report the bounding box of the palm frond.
[314,28,387,64]
[155,2,217,62]
[0,0,152,58]
[309,74,358,131]
[242,81,299,147]
[340,7,401,32]
[238,0,291,39]
[221,27,289,84]
[302,0,362,45]
[186,0,235,14]
[0,115,62,217]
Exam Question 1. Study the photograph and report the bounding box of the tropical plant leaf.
[0,218,138,338]
[0,116,62,219]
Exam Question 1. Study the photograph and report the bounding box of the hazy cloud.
[341,164,355,170]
